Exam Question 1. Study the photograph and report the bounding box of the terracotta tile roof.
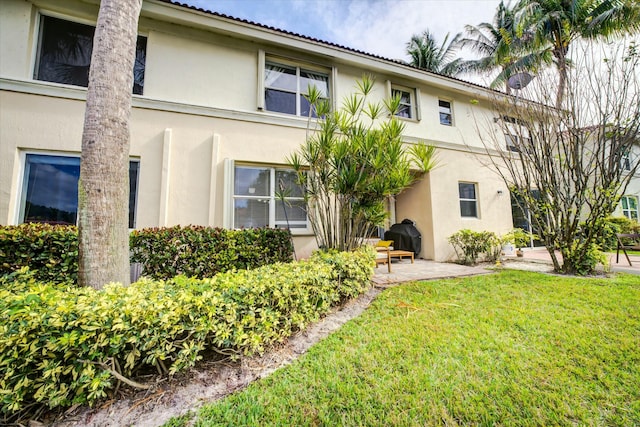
[155,0,492,91]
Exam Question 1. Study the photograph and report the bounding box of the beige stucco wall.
[396,148,513,261]
[0,0,515,262]
[0,89,318,257]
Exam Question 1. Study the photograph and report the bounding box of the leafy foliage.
[129,225,294,280]
[479,39,640,275]
[516,0,640,106]
[288,75,438,252]
[406,30,465,76]
[0,248,374,418]
[504,228,536,250]
[448,229,497,265]
[1,224,293,284]
[0,223,78,285]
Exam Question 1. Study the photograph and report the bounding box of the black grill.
[384,219,422,256]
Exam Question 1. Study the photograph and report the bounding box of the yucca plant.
[287,75,438,252]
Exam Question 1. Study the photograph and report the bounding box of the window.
[392,86,414,119]
[233,165,307,229]
[264,61,328,117]
[19,154,139,228]
[34,15,147,94]
[439,100,452,125]
[621,195,638,221]
[621,151,632,171]
[458,182,478,218]
[503,116,531,152]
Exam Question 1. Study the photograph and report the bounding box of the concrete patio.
[372,248,640,286]
[372,258,492,287]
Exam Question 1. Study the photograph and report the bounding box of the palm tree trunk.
[554,48,568,109]
[78,0,143,289]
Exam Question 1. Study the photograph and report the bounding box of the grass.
[192,270,640,426]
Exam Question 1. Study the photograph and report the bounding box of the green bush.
[0,224,294,284]
[0,248,374,417]
[448,229,497,265]
[504,228,536,250]
[0,223,78,285]
[579,217,640,251]
[129,226,294,280]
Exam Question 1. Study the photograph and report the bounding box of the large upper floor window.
[34,15,147,95]
[439,99,453,126]
[19,153,139,228]
[620,195,638,221]
[264,61,328,117]
[458,182,478,218]
[503,116,531,153]
[391,86,415,119]
[233,165,307,230]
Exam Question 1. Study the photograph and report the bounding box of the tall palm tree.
[517,0,640,107]
[459,1,550,93]
[406,30,465,76]
[78,0,143,289]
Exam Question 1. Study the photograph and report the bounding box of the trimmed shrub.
[0,223,77,285]
[0,248,374,416]
[0,224,294,284]
[129,226,294,280]
[448,229,496,265]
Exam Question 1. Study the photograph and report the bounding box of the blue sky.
[183,0,502,62]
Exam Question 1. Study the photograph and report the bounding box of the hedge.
[0,224,294,284]
[0,247,375,417]
[129,225,294,280]
[0,223,78,284]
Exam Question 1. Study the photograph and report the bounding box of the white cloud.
[309,0,502,61]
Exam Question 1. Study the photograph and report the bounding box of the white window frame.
[259,55,330,117]
[458,182,479,218]
[231,163,309,233]
[621,151,632,172]
[390,84,418,120]
[439,99,453,126]
[16,151,140,228]
[620,195,639,221]
[503,116,531,153]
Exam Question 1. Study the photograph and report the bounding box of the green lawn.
[190,270,640,426]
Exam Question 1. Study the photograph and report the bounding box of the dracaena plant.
[287,74,438,252]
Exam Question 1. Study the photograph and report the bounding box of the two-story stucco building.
[1,0,637,261]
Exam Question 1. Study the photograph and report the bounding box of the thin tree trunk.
[78,0,143,289]
[555,48,568,109]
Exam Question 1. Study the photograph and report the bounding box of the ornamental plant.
[0,248,374,419]
[448,229,497,265]
[287,75,438,252]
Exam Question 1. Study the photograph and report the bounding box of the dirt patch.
[52,286,383,427]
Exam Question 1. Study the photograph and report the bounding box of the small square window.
[458,182,478,218]
[391,87,414,119]
[439,100,452,126]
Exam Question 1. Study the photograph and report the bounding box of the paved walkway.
[372,259,491,287]
[372,249,640,286]
[503,248,640,275]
